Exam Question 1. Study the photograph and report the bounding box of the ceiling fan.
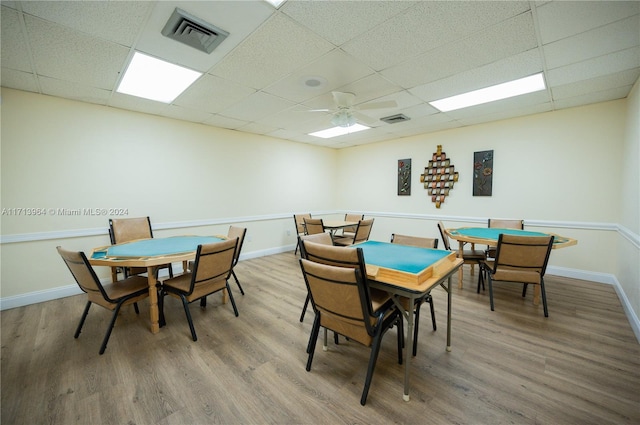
[309,92,398,127]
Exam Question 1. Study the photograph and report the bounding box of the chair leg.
[226,283,239,317]
[133,302,140,315]
[427,295,437,332]
[396,317,404,365]
[74,301,92,338]
[488,276,495,311]
[232,270,245,295]
[180,295,198,341]
[306,314,321,370]
[299,293,310,322]
[522,283,528,297]
[540,280,549,317]
[200,296,207,307]
[168,264,174,278]
[158,290,166,328]
[99,301,125,355]
[361,332,384,406]
[412,303,421,357]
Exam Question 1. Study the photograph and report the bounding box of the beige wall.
[1,86,638,338]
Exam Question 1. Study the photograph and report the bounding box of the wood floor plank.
[2,251,639,424]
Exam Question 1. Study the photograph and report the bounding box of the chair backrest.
[353,219,374,244]
[109,217,153,244]
[391,234,438,249]
[491,234,554,278]
[294,214,311,235]
[189,238,238,295]
[437,221,452,251]
[343,213,364,233]
[299,232,333,246]
[299,258,376,346]
[488,219,524,229]
[304,218,325,235]
[56,246,108,300]
[300,239,364,273]
[227,225,247,266]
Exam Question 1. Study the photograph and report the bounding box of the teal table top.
[356,240,450,274]
[450,227,549,239]
[448,227,572,245]
[92,236,225,259]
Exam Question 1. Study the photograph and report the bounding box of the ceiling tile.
[24,15,129,89]
[1,6,32,72]
[174,74,255,114]
[210,13,334,89]
[380,12,537,89]
[262,49,375,103]
[544,15,640,69]
[547,47,640,86]
[409,49,543,102]
[0,68,38,92]
[221,91,295,122]
[536,1,640,44]
[552,68,640,100]
[39,76,110,105]
[553,85,633,109]
[280,0,415,46]
[202,114,248,130]
[20,1,153,46]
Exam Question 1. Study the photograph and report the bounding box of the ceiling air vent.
[380,114,410,124]
[162,8,229,54]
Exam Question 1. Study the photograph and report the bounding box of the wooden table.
[321,220,358,235]
[355,240,463,402]
[89,235,225,334]
[445,227,578,292]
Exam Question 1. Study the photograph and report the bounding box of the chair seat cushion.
[163,272,227,302]
[459,249,486,260]
[89,276,149,309]
[491,268,542,284]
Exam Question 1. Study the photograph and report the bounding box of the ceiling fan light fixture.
[331,110,356,127]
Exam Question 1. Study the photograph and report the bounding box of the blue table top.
[92,236,224,259]
[356,240,450,274]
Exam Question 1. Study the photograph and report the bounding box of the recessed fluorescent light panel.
[429,73,546,112]
[117,52,202,103]
[264,0,286,8]
[309,124,370,139]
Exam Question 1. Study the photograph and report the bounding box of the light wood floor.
[2,252,639,424]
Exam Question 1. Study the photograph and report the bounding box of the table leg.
[446,275,452,352]
[147,267,160,334]
[533,285,541,306]
[457,241,465,289]
[402,295,415,402]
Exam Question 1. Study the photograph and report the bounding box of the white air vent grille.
[162,8,229,54]
[380,114,410,124]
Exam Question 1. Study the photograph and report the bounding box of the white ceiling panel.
[1,1,638,149]
[536,1,640,44]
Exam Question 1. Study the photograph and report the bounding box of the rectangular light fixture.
[117,52,202,103]
[264,0,286,8]
[309,123,370,139]
[429,73,546,112]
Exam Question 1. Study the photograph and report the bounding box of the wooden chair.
[437,221,485,285]
[486,218,524,258]
[56,246,149,355]
[299,253,403,405]
[293,213,311,255]
[390,234,439,356]
[332,218,374,246]
[159,238,238,341]
[108,216,173,280]
[297,233,334,322]
[340,213,364,237]
[303,217,325,235]
[481,234,554,317]
[228,225,247,295]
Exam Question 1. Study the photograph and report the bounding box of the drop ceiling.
[1,1,638,149]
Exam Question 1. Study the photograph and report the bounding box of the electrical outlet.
[286,230,291,236]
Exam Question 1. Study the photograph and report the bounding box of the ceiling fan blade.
[357,100,398,110]
[332,91,356,108]
[352,111,378,125]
